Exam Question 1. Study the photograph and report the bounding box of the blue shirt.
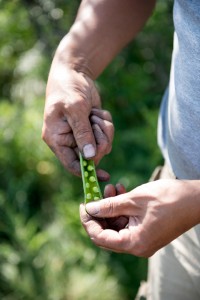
[158,0,200,179]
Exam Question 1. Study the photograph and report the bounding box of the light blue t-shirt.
[158,0,200,179]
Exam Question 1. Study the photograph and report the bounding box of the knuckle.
[68,116,92,142]
[44,98,63,119]
[74,126,92,141]
[58,133,76,148]
[105,198,115,216]
[65,98,88,118]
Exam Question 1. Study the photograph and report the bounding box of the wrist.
[53,34,95,80]
[184,180,200,225]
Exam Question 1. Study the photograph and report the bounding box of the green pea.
[86,193,92,200]
[93,187,99,193]
[83,160,87,167]
[89,176,95,182]
[87,165,94,171]
[79,152,102,204]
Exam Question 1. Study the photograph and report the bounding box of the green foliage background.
[0,0,173,299]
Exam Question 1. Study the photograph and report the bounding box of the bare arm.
[57,0,156,78]
[43,0,156,176]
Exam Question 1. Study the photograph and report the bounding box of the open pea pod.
[79,152,102,203]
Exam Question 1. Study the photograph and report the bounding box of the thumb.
[85,193,132,218]
[69,115,96,159]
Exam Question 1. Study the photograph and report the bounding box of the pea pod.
[79,152,102,203]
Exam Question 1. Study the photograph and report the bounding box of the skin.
[42,0,156,178]
[43,0,200,256]
[92,183,128,234]
[80,180,200,257]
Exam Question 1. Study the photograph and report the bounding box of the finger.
[43,120,81,176]
[80,204,139,255]
[104,184,128,231]
[80,203,120,243]
[80,204,108,230]
[42,114,80,173]
[96,169,110,182]
[91,108,113,122]
[56,146,81,176]
[55,132,76,147]
[91,115,114,145]
[104,184,116,198]
[84,222,132,253]
[42,120,71,139]
[107,216,129,231]
[92,123,112,158]
[116,183,126,195]
[42,117,72,148]
[80,203,92,223]
[85,193,140,218]
[66,107,96,159]
[103,183,126,198]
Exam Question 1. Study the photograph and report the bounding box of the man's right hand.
[42,0,156,179]
[42,60,114,180]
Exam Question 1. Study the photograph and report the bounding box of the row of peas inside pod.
[79,153,102,204]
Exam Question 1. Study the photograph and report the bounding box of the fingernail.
[83,144,95,158]
[86,202,100,215]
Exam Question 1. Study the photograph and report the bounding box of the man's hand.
[42,0,156,178]
[80,179,200,257]
[83,183,128,234]
[42,62,114,179]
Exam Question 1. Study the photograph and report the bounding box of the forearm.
[54,0,156,79]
